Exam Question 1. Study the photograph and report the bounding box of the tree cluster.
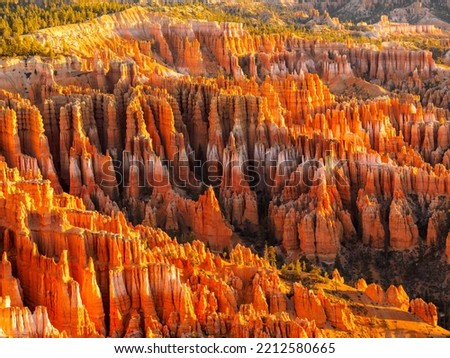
[0,1,133,57]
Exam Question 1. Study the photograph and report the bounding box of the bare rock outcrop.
[409,298,438,327]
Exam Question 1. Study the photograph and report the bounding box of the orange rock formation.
[0,6,448,338]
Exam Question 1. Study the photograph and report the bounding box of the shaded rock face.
[446,233,450,263]
[0,6,448,337]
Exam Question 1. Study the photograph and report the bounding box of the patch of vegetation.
[280,260,306,281]
[0,35,54,57]
[177,230,197,244]
[0,0,132,57]
[386,34,449,64]
[263,244,279,268]
[326,288,351,301]
[351,304,369,316]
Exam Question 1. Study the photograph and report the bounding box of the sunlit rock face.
[0,5,449,338]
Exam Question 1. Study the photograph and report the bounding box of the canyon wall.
[0,6,448,337]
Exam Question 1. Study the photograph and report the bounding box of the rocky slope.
[293,0,450,27]
[0,5,449,337]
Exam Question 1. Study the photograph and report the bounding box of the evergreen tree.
[11,17,24,36]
